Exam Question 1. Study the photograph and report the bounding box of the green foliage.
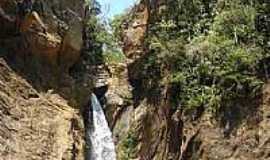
[119,132,138,160]
[168,34,264,112]
[212,6,257,43]
[110,13,129,43]
[84,0,270,116]
[84,3,127,65]
[149,0,218,40]
[103,49,125,64]
[82,0,104,65]
[141,0,269,115]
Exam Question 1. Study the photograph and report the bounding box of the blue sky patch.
[97,0,136,19]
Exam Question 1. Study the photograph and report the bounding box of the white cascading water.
[88,94,117,160]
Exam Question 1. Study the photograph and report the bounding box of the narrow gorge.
[0,0,270,160]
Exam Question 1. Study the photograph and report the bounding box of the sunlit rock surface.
[0,1,87,159]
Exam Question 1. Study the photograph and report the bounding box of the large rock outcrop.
[0,0,84,73]
[121,0,149,64]
[0,57,84,160]
[0,1,91,160]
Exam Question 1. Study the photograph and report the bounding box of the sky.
[97,0,137,19]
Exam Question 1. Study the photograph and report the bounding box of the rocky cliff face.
[0,0,84,70]
[0,1,89,159]
[0,57,84,160]
[113,0,270,160]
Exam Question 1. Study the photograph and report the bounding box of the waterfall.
[87,93,117,160]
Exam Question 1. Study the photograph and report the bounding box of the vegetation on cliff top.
[124,0,270,115]
[83,0,126,66]
[86,2,270,155]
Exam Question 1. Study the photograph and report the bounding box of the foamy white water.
[88,94,116,160]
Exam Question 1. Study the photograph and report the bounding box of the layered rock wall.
[0,1,89,160]
[115,0,270,160]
